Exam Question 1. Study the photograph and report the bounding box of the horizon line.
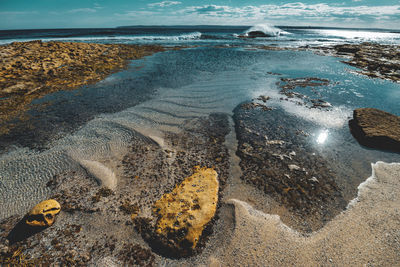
[0,24,398,32]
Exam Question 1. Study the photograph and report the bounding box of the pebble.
[0,243,8,254]
[266,140,285,145]
[288,164,301,171]
[81,252,91,262]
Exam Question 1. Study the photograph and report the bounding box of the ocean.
[1,25,400,46]
[0,25,399,249]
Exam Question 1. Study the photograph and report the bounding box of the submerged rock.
[152,166,219,256]
[311,99,332,108]
[233,104,346,232]
[334,44,360,54]
[276,77,334,110]
[349,108,400,153]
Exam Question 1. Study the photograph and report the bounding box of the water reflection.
[313,29,400,43]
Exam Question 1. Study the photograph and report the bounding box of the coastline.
[0,39,399,265]
[309,43,400,83]
[0,41,165,135]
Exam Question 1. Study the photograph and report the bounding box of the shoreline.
[308,42,400,83]
[1,41,398,137]
[0,40,399,265]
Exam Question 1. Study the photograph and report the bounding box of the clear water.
[0,26,399,219]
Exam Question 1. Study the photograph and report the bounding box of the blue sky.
[0,0,399,30]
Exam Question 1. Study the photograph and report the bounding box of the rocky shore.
[310,42,400,83]
[0,40,399,265]
[0,41,165,135]
[0,113,230,265]
[258,42,400,83]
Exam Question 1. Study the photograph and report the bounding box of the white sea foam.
[281,102,351,128]
[0,32,202,45]
[253,88,352,129]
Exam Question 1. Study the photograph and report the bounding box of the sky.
[0,0,400,30]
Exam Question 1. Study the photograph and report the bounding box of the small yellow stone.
[26,199,61,227]
[153,167,219,250]
[131,212,139,221]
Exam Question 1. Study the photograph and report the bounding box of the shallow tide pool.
[0,47,399,220]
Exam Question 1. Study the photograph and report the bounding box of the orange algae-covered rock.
[26,199,61,227]
[153,166,219,254]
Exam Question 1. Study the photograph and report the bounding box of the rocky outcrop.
[349,108,400,153]
[324,43,400,83]
[247,31,274,38]
[0,41,165,135]
[152,167,218,256]
[238,31,276,38]
[303,43,400,82]
[135,167,219,258]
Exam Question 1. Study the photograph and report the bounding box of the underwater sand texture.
[0,68,272,220]
[0,113,231,265]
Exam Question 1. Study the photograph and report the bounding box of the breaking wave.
[0,32,203,45]
[243,24,290,37]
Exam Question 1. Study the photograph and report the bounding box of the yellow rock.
[26,199,61,227]
[153,166,219,250]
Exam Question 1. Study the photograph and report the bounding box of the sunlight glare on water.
[317,129,329,145]
[314,29,400,42]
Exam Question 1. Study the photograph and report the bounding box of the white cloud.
[94,3,103,10]
[148,1,181,8]
[0,11,38,15]
[67,8,97,14]
[114,2,400,28]
[184,3,400,20]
